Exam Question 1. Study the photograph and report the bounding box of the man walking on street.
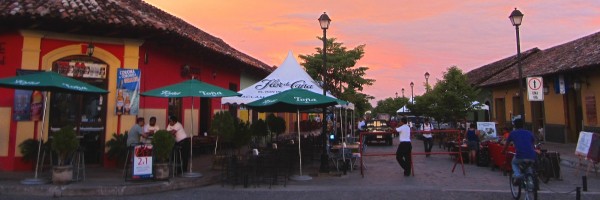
[396,117,412,176]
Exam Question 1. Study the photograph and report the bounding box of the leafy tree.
[373,97,408,116]
[424,66,479,126]
[232,118,251,150]
[299,37,375,116]
[210,111,236,149]
[250,119,268,137]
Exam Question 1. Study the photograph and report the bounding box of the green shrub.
[151,130,175,163]
[105,132,128,165]
[51,126,79,166]
[250,119,268,137]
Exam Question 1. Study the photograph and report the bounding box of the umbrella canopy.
[141,79,241,98]
[246,88,339,112]
[0,71,108,94]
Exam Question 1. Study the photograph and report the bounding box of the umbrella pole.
[290,108,311,181]
[21,91,49,185]
[182,96,202,178]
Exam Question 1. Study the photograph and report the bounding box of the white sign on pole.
[527,77,544,101]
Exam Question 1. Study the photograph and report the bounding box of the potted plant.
[19,139,48,169]
[232,118,251,154]
[250,119,268,147]
[105,132,128,167]
[151,130,175,180]
[209,111,235,169]
[50,126,79,185]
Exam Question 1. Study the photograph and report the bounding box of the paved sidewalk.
[0,153,220,197]
[0,140,598,198]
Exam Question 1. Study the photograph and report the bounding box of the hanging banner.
[55,61,107,79]
[13,70,44,121]
[115,68,141,115]
[132,144,153,179]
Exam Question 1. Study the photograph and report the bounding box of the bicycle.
[507,152,538,200]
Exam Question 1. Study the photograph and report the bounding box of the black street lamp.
[395,92,398,98]
[509,8,525,118]
[410,82,414,104]
[318,12,331,173]
[424,72,430,92]
[402,88,405,98]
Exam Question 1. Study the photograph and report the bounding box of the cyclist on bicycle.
[503,118,537,185]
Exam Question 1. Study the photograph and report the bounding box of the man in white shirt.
[167,116,189,174]
[143,116,160,144]
[422,118,434,157]
[395,117,412,176]
[358,118,366,131]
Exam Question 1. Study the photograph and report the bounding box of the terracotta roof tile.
[0,0,272,73]
[471,31,600,87]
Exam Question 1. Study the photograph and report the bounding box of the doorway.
[49,57,108,165]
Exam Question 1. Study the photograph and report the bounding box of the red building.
[0,0,272,171]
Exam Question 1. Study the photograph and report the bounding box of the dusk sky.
[144,0,600,106]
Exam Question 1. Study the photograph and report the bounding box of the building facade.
[0,0,272,171]
[467,31,600,144]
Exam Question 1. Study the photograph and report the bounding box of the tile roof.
[470,31,600,87]
[0,0,273,73]
[466,48,540,86]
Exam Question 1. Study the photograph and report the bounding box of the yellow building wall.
[0,108,11,156]
[543,81,566,124]
[582,72,600,127]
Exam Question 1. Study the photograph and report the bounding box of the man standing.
[396,117,412,176]
[358,118,366,131]
[127,117,148,147]
[503,118,537,184]
[422,118,434,157]
[167,116,190,174]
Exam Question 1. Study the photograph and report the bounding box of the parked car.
[361,119,394,146]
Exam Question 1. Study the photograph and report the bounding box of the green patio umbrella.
[0,71,108,185]
[0,71,108,93]
[246,88,340,181]
[141,79,241,178]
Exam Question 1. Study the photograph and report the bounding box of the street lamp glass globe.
[318,12,331,29]
[509,8,524,26]
[410,82,414,87]
[424,72,430,79]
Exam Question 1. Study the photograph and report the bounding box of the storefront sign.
[115,68,141,115]
[55,61,107,79]
[133,144,153,179]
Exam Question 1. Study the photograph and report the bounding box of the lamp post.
[395,92,398,98]
[318,12,331,173]
[424,72,430,92]
[410,82,414,104]
[509,8,525,118]
[402,88,405,98]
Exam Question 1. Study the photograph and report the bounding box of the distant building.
[467,31,600,143]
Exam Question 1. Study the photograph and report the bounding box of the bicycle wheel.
[509,174,521,199]
[523,174,537,200]
[537,157,551,184]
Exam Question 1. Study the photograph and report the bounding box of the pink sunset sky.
[144,0,600,106]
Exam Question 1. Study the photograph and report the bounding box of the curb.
[0,174,218,197]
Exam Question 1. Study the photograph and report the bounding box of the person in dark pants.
[422,118,434,157]
[395,117,412,176]
[167,116,190,174]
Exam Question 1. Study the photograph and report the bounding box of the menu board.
[132,144,153,179]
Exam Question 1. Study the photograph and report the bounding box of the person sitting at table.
[465,123,480,165]
[501,126,511,144]
[127,117,148,147]
[142,116,160,144]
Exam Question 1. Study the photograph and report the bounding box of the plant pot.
[52,165,73,185]
[154,163,170,180]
